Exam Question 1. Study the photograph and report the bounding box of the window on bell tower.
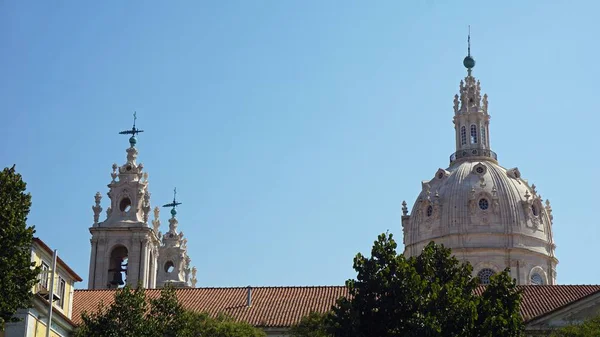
[481,125,486,146]
[461,126,467,145]
[470,124,478,144]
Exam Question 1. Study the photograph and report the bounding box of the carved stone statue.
[191,267,197,287]
[142,190,151,224]
[152,207,161,233]
[185,266,191,284]
[469,199,477,216]
[453,94,459,113]
[482,94,488,113]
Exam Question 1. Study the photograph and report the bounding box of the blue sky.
[1,1,599,288]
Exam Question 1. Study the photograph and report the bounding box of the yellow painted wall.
[31,317,63,337]
[31,244,76,318]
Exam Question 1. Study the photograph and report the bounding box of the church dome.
[401,48,557,286]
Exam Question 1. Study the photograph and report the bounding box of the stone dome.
[401,55,557,285]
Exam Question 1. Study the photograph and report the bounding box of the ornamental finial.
[119,112,144,147]
[92,192,103,225]
[463,26,475,74]
[162,187,182,218]
[402,201,408,216]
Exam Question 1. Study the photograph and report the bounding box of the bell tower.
[155,189,195,288]
[88,114,159,289]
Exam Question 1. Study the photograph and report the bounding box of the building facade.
[2,238,82,337]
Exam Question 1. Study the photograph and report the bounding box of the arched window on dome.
[426,205,433,217]
[481,125,487,146]
[477,268,495,285]
[530,273,544,285]
[470,124,478,144]
[461,126,467,146]
[531,204,539,216]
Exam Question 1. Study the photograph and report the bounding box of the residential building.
[2,238,82,337]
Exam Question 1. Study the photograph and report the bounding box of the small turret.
[156,188,195,288]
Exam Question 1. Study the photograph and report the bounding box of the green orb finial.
[129,135,137,146]
[463,55,475,69]
[463,25,475,70]
[171,208,177,216]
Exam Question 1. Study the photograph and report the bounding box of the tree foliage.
[75,284,266,337]
[550,314,600,337]
[178,312,266,337]
[0,165,39,330]
[474,269,523,337]
[291,233,524,337]
[288,311,330,337]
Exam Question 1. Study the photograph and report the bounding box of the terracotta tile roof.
[516,285,600,322]
[72,285,600,327]
[73,286,349,327]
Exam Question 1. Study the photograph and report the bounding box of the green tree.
[148,285,186,337]
[301,233,524,337]
[289,311,330,337]
[75,284,150,337]
[550,314,600,337]
[76,284,266,337]
[178,312,266,337]
[474,269,523,337]
[0,165,39,331]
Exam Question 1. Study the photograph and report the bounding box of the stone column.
[88,238,98,289]
[150,248,158,288]
[97,238,108,289]
[139,238,148,288]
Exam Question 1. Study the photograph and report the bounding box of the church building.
[14,39,599,336]
[401,42,557,286]
[87,119,197,290]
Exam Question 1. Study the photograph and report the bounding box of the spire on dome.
[463,25,476,75]
[119,112,144,147]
